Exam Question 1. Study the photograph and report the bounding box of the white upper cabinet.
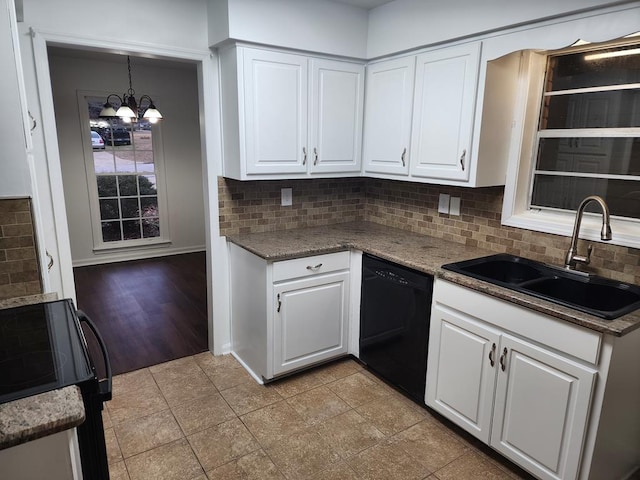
[242,49,308,175]
[410,43,480,181]
[220,45,364,180]
[309,59,364,174]
[362,56,415,176]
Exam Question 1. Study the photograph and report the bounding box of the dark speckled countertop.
[228,221,640,337]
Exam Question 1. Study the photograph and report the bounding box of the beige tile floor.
[103,353,536,480]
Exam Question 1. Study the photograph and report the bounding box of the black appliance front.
[0,300,112,480]
[359,254,433,404]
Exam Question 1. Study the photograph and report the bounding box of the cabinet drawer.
[272,251,350,282]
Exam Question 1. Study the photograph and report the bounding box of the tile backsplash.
[0,198,42,300]
[218,177,640,284]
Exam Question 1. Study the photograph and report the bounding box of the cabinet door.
[273,271,349,376]
[309,59,364,174]
[242,49,308,175]
[426,305,500,443]
[410,43,480,181]
[362,56,415,175]
[491,334,596,480]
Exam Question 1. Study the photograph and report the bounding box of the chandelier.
[99,55,163,123]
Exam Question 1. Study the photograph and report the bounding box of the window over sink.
[503,37,640,248]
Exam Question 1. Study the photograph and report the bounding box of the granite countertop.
[0,292,86,451]
[228,221,640,337]
[0,387,85,450]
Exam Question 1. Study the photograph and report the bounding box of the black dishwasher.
[359,254,433,404]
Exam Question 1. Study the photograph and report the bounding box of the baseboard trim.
[72,245,206,267]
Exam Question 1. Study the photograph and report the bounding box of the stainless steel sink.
[442,254,640,320]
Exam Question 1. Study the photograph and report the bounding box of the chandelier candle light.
[99,55,163,123]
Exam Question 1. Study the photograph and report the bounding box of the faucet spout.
[564,195,612,270]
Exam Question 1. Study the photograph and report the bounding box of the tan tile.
[196,353,254,391]
[433,452,514,479]
[206,449,285,480]
[105,427,123,464]
[391,419,469,472]
[125,438,204,480]
[107,382,169,425]
[318,358,363,380]
[151,358,218,407]
[308,462,360,480]
[220,381,283,415]
[265,429,341,480]
[286,386,350,425]
[240,400,308,448]
[187,417,260,471]
[355,392,425,436]
[102,407,113,430]
[347,441,431,480]
[108,460,130,480]
[314,410,385,459]
[272,369,336,398]
[114,409,183,458]
[171,391,236,435]
[327,372,390,408]
[111,368,156,395]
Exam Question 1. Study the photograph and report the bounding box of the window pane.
[97,175,118,197]
[536,138,640,175]
[134,130,153,151]
[142,218,160,238]
[118,175,138,196]
[120,198,139,219]
[115,154,136,172]
[546,45,640,92]
[122,220,142,240]
[94,150,116,174]
[99,199,119,220]
[101,221,122,242]
[139,175,157,195]
[136,160,155,173]
[531,174,640,218]
[140,196,158,216]
[542,90,640,129]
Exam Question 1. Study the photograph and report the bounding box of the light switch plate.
[438,194,450,214]
[281,188,292,207]
[450,197,461,216]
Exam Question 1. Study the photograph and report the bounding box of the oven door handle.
[77,310,113,402]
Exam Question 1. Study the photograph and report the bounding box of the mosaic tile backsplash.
[218,177,640,284]
[0,198,42,300]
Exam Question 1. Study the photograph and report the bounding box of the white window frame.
[77,91,170,252]
[502,40,640,250]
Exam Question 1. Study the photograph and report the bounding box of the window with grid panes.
[86,97,165,246]
[530,43,640,219]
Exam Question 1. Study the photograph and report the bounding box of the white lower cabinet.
[229,243,349,381]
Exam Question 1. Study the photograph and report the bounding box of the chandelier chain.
[126,56,135,97]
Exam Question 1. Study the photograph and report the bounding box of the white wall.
[0,0,31,196]
[48,51,206,266]
[208,0,369,58]
[366,0,640,58]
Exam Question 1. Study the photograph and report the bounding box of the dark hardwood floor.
[73,252,208,375]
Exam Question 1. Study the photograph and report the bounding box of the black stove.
[0,299,94,404]
[0,299,112,479]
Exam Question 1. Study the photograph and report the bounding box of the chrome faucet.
[564,195,612,270]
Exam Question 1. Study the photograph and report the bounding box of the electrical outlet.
[438,194,450,214]
[281,188,292,207]
[450,197,461,216]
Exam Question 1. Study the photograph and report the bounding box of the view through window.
[530,43,640,219]
[88,98,162,244]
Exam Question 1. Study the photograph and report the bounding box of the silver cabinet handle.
[499,347,507,372]
[313,147,318,166]
[46,250,54,271]
[277,293,282,313]
[401,147,406,167]
[460,149,466,171]
[488,342,496,367]
[306,263,323,271]
[302,147,307,165]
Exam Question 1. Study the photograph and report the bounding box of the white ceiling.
[331,0,394,9]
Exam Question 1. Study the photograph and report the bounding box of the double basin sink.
[442,254,640,320]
